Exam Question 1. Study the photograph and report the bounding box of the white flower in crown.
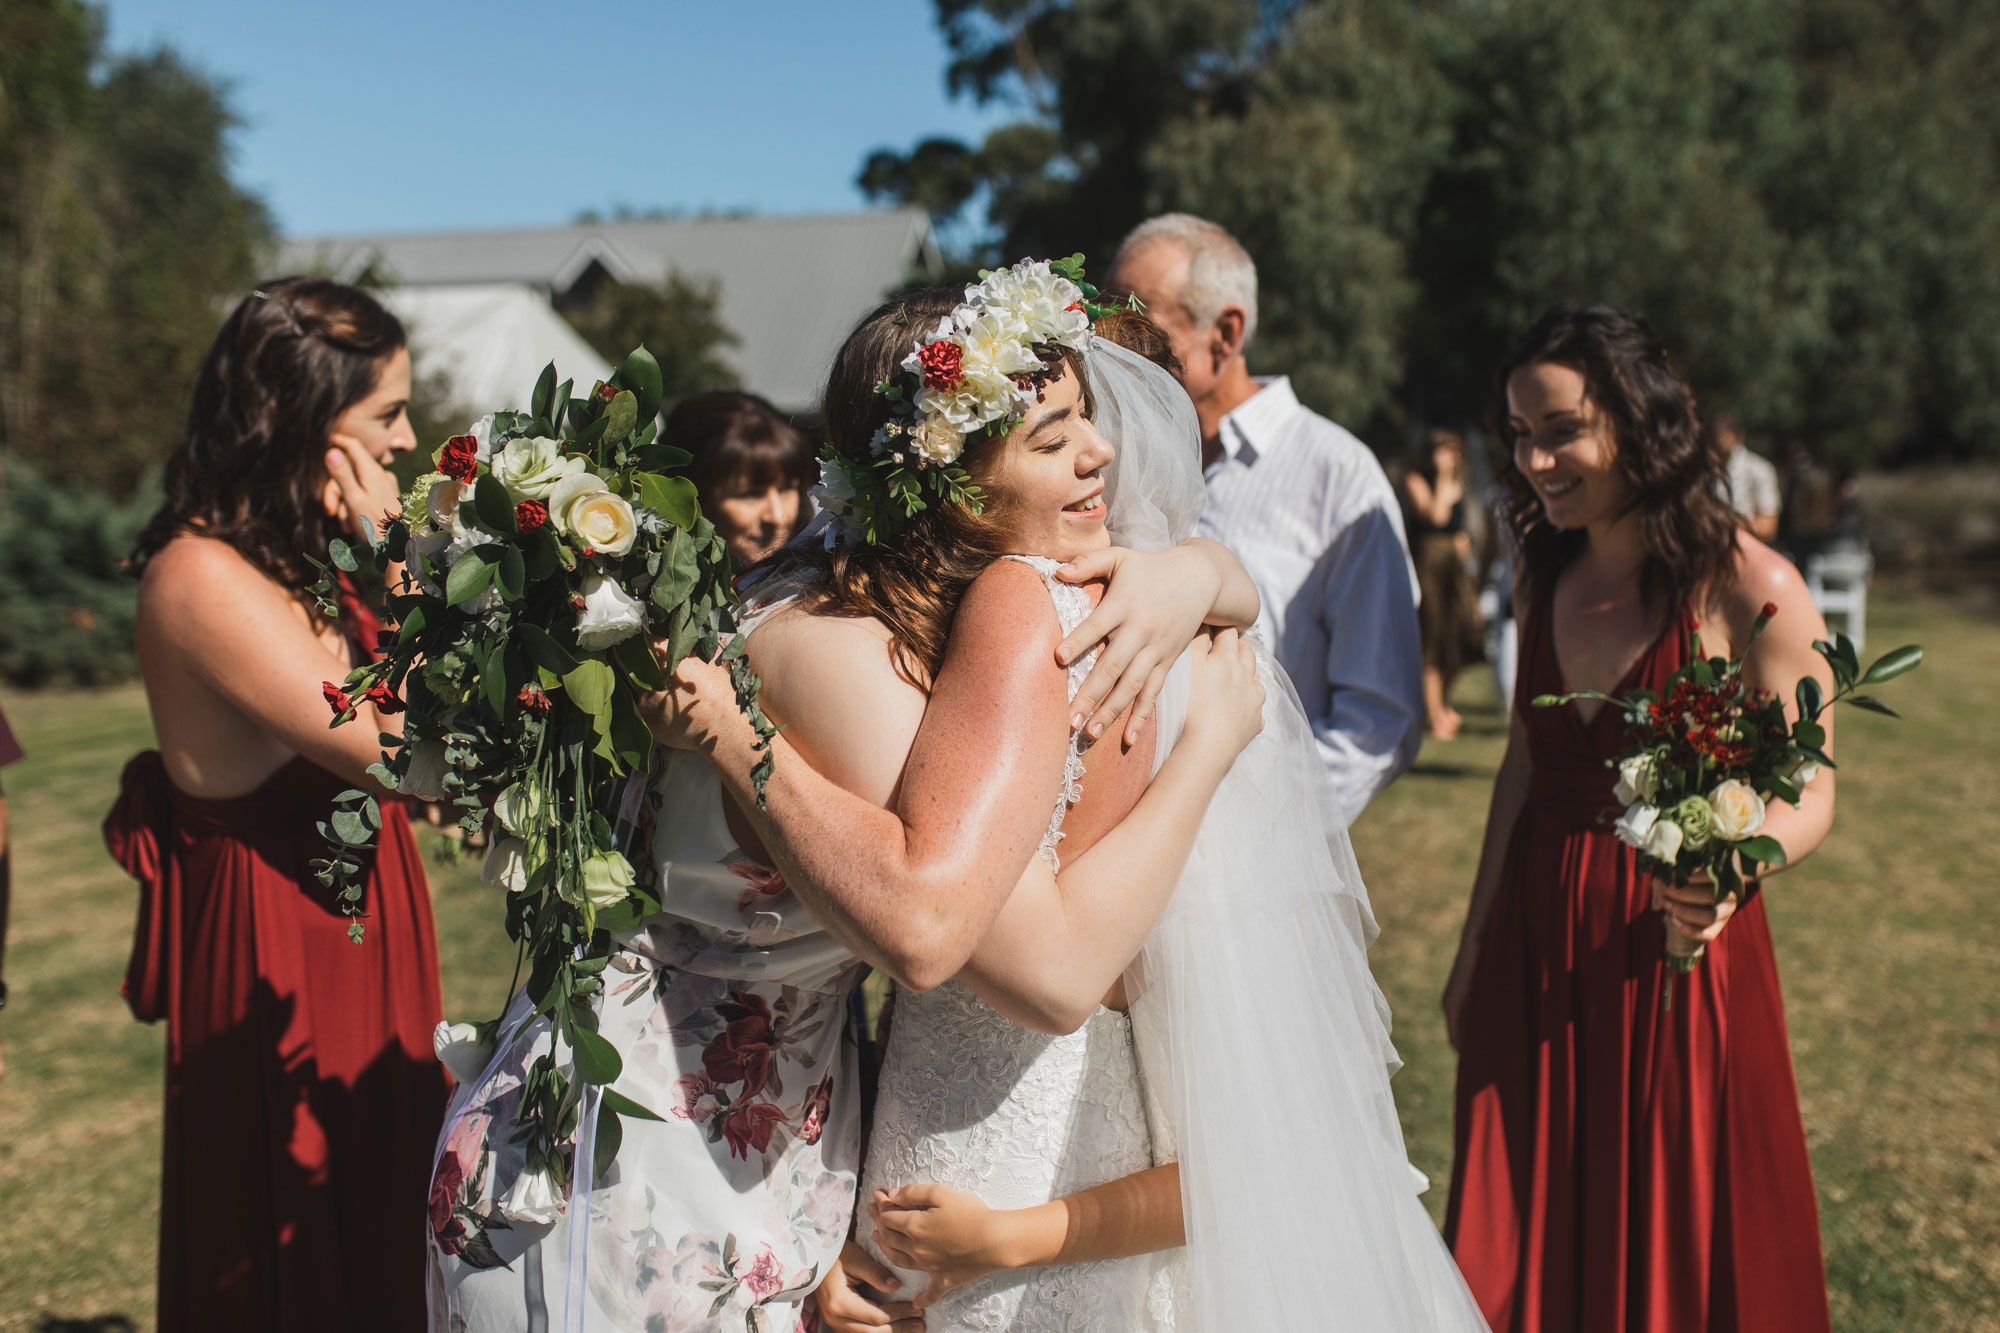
[970,259,1091,350]
[812,455,859,521]
[908,414,966,466]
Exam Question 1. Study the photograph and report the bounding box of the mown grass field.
[0,593,1993,1330]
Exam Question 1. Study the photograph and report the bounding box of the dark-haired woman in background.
[665,390,817,567]
[106,277,446,1332]
[1401,428,1484,740]
[1441,305,1834,1332]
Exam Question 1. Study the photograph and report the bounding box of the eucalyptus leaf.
[329,538,358,573]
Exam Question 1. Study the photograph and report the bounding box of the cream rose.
[490,435,585,500]
[1783,754,1822,788]
[571,491,638,556]
[500,1161,565,1226]
[1612,752,1660,807]
[1613,803,1659,850]
[908,414,967,467]
[432,1019,496,1085]
[1642,815,1686,865]
[577,849,636,910]
[1706,779,1767,841]
[397,737,450,801]
[492,783,544,838]
[480,834,532,893]
[573,573,646,650]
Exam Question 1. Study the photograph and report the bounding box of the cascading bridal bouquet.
[1533,606,1921,1005]
[310,346,776,1196]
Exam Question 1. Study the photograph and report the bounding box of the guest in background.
[1780,439,1840,566]
[664,390,817,568]
[1109,214,1423,826]
[1716,410,1781,541]
[108,278,445,1333]
[0,699,20,1081]
[1442,305,1833,1333]
[1401,428,1485,740]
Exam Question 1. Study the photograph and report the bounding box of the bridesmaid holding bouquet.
[1442,305,1834,1332]
[106,279,447,1332]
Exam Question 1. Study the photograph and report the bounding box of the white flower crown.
[813,255,1116,546]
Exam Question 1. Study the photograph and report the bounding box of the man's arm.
[1306,504,1425,826]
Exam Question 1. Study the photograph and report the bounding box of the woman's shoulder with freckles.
[1727,531,1813,614]
[139,533,286,621]
[956,557,1071,647]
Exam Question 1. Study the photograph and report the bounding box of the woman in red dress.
[1441,305,1835,1332]
[105,278,447,1331]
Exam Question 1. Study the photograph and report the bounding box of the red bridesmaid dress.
[103,601,447,1333]
[1445,589,1829,1332]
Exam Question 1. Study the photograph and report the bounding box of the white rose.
[467,414,495,463]
[1706,779,1767,841]
[1613,803,1659,850]
[432,1019,495,1086]
[397,737,449,801]
[1612,753,1660,807]
[569,491,638,556]
[490,436,585,500]
[480,835,531,893]
[908,414,966,467]
[1642,815,1686,865]
[492,783,544,838]
[500,1161,566,1226]
[573,572,646,650]
[1783,754,1822,788]
[546,471,606,533]
[577,849,636,910]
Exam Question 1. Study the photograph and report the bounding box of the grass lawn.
[0,593,1993,1330]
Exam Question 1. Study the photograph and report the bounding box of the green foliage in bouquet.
[311,346,776,1189]
[1535,606,1923,1003]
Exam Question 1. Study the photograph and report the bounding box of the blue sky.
[99,0,1013,238]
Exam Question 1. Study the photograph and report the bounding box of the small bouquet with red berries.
[1534,605,1921,1003]
[309,347,776,1200]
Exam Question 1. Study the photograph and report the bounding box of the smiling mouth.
[1539,477,1579,499]
[1063,494,1104,513]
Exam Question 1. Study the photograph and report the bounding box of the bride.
[659,277,1491,1331]
[426,262,1268,1331]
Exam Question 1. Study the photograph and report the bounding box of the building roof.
[278,210,941,412]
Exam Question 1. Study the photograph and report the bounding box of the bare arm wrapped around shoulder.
[646,561,1073,992]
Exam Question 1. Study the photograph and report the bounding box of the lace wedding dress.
[860,555,1179,1332]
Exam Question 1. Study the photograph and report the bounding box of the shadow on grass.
[37,1318,137,1333]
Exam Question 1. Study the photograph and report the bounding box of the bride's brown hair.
[762,287,1091,689]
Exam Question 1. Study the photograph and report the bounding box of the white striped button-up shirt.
[1195,377,1424,827]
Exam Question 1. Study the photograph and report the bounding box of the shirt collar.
[1215,376,1299,467]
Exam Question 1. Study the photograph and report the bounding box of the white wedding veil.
[1088,337,1488,1330]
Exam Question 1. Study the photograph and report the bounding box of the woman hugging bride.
[426,260,1486,1333]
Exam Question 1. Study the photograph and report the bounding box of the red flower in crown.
[516,499,548,534]
[364,682,405,715]
[917,338,966,392]
[438,434,480,482]
[322,681,352,715]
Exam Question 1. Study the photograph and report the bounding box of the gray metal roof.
[278,210,941,412]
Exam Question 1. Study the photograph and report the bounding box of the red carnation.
[916,339,966,392]
[363,682,405,716]
[1065,300,1085,313]
[516,499,548,533]
[322,681,352,715]
[597,382,617,401]
[438,434,480,481]
[517,686,552,715]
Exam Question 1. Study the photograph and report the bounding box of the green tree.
[0,0,271,493]
[559,272,740,402]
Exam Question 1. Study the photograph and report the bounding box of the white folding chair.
[1804,549,1873,654]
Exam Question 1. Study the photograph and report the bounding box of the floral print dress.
[427,744,866,1333]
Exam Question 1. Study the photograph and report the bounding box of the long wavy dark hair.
[759,288,1091,689]
[130,277,406,594]
[1493,304,1736,616]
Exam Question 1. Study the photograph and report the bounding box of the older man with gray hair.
[1109,213,1423,826]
